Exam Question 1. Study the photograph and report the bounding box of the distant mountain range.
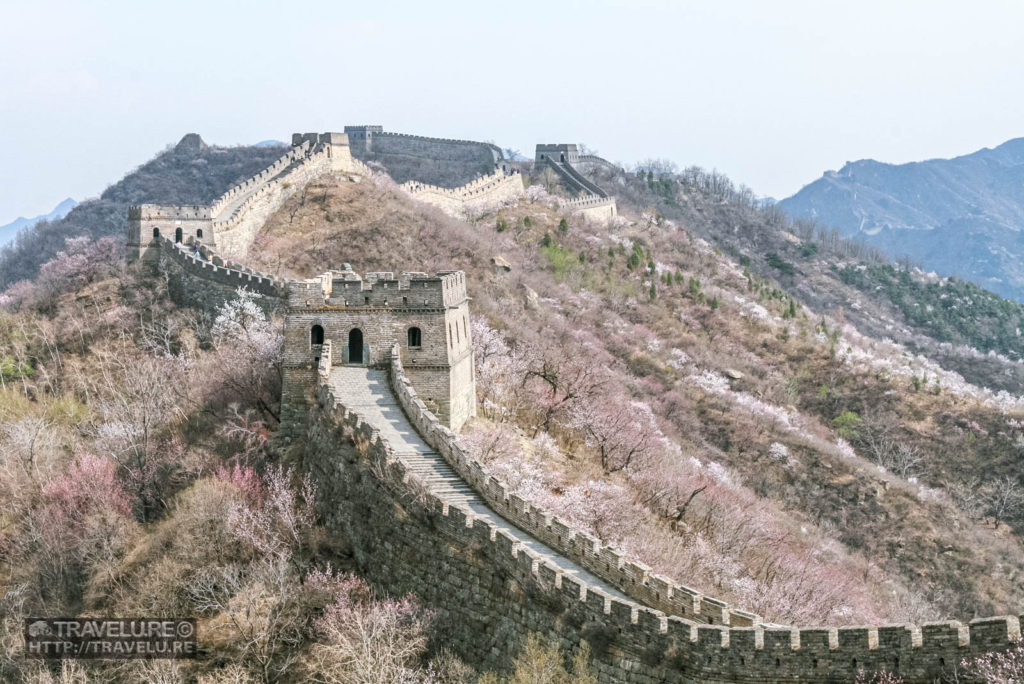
[779,137,1024,301]
[0,198,78,246]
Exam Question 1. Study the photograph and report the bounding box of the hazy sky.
[2,0,1023,222]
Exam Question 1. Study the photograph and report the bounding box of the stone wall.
[346,127,502,188]
[155,237,284,314]
[400,170,524,219]
[532,144,617,219]
[297,353,1024,682]
[576,154,622,175]
[128,133,367,262]
[561,195,618,222]
[544,157,608,198]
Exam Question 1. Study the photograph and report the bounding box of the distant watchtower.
[344,125,384,155]
[280,266,476,435]
[536,144,580,165]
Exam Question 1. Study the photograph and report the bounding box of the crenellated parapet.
[576,154,622,174]
[155,237,286,299]
[558,194,618,221]
[285,266,468,311]
[290,342,1024,682]
[389,344,755,629]
[399,169,524,218]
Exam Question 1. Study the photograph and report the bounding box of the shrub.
[833,411,863,439]
[765,252,795,276]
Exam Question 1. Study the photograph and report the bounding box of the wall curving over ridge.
[155,237,284,314]
[400,170,524,218]
[294,342,1021,683]
[128,133,367,262]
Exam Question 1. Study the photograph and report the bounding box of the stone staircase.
[328,366,629,599]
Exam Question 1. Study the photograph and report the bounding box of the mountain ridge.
[780,136,1024,300]
[0,197,77,246]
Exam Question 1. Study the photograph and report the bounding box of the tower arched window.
[196,228,203,239]
[152,227,160,238]
[174,227,183,243]
[408,327,422,348]
[310,324,324,346]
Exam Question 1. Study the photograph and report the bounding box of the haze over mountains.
[780,137,1024,301]
[0,197,77,246]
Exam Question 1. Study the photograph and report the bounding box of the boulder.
[521,284,539,310]
[491,256,512,272]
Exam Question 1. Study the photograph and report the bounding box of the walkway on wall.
[211,149,315,226]
[328,366,630,601]
[543,158,608,198]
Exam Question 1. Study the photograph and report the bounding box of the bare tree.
[78,339,189,521]
[884,442,924,480]
[986,476,1024,529]
[187,560,305,683]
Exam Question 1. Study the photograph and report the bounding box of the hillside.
[247,169,1024,626]
[778,137,1024,301]
[0,135,285,288]
[5,139,1024,681]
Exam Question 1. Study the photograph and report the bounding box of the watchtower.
[536,143,580,165]
[280,265,476,436]
[343,125,384,154]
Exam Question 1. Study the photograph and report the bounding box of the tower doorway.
[175,227,183,243]
[348,328,364,364]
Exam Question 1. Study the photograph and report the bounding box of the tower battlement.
[286,267,467,310]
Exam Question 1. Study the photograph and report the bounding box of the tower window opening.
[196,228,203,238]
[152,227,160,238]
[408,327,422,348]
[310,324,324,346]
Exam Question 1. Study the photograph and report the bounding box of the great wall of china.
[133,128,1021,683]
[399,169,526,220]
[536,143,618,221]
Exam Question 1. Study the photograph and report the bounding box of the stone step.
[328,366,633,602]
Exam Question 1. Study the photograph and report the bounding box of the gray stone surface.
[330,366,629,600]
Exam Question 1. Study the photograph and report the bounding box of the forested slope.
[0,135,285,288]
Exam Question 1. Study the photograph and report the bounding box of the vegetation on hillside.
[0,137,285,288]
[249,172,1024,626]
[836,262,1024,359]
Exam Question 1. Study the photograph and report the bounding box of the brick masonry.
[293,344,1024,683]
[279,267,476,439]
